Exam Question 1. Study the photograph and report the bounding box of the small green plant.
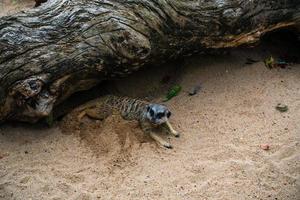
[264,56,275,69]
[11,0,18,5]
[164,85,181,102]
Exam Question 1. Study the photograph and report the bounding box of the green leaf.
[164,85,181,102]
[264,56,274,69]
[275,104,288,113]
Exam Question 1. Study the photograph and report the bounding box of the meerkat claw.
[174,132,180,137]
[164,143,173,149]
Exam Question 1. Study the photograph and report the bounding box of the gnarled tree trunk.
[0,0,299,122]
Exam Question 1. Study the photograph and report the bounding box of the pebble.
[188,84,202,96]
[260,144,270,150]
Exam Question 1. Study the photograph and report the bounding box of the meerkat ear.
[167,111,171,118]
[146,105,151,112]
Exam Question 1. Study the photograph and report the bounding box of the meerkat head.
[145,104,171,125]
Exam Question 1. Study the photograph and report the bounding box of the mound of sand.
[60,108,150,161]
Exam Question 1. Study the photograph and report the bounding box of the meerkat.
[76,95,179,148]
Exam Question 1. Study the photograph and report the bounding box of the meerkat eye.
[149,109,154,116]
[157,113,164,119]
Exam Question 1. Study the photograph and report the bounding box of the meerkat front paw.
[164,121,180,137]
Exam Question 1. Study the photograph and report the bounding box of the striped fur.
[77,95,148,121]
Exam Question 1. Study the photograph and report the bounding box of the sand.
[0,2,300,200]
[0,0,35,17]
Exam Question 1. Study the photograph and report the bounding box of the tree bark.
[0,0,299,123]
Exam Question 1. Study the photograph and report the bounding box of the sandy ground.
[0,0,35,17]
[0,44,300,199]
[0,2,300,200]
